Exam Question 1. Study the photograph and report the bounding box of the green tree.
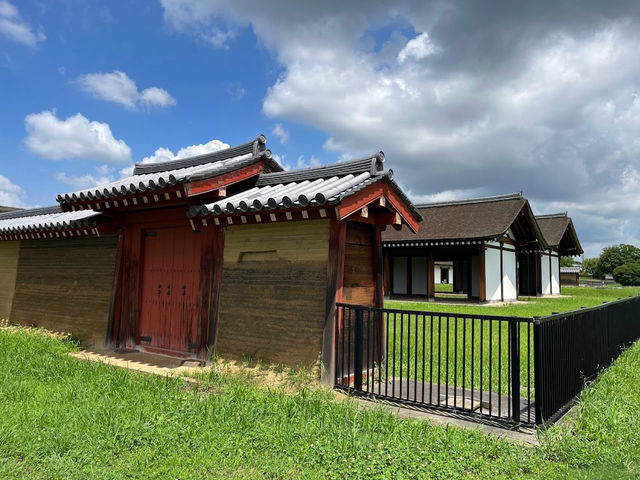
[598,244,640,277]
[581,257,599,276]
[612,262,640,286]
[560,257,575,267]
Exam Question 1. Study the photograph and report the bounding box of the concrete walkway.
[70,348,205,379]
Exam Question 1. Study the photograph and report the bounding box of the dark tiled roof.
[189,152,422,222]
[535,213,583,255]
[383,193,540,244]
[0,205,101,234]
[57,135,283,205]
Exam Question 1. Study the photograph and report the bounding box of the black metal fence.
[534,295,640,424]
[334,304,535,426]
[335,295,640,427]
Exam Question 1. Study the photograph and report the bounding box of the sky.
[2,0,640,258]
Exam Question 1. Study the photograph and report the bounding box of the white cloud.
[202,27,235,48]
[55,165,116,190]
[160,1,640,257]
[397,33,437,63]
[24,110,131,164]
[75,70,176,110]
[139,86,177,108]
[119,139,230,177]
[0,1,45,46]
[0,174,26,207]
[272,123,289,144]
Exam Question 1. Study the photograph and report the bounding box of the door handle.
[182,285,186,296]
[157,284,161,295]
[167,284,171,296]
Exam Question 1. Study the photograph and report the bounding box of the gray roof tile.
[57,135,282,205]
[0,206,101,234]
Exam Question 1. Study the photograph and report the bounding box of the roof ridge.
[133,134,273,175]
[415,192,523,209]
[0,205,61,220]
[255,152,385,186]
[535,212,568,219]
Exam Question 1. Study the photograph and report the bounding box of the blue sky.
[2,0,640,258]
[1,0,331,207]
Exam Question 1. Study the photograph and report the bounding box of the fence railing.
[335,295,640,427]
[534,295,640,424]
[334,303,535,426]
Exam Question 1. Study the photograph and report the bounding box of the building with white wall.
[382,193,548,302]
[534,213,583,295]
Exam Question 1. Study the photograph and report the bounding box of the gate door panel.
[138,226,201,353]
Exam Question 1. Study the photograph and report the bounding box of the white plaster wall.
[434,265,441,284]
[471,255,479,297]
[541,253,551,294]
[551,255,560,294]
[412,256,427,295]
[485,248,502,301]
[503,249,518,301]
[393,256,407,294]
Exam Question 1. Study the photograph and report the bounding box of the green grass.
[2,327,640,478]
[378,287,640,396]
[434,283,454,293]
[386,286,640,318]
[380,315,533,394]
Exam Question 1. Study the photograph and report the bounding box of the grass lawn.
[1,327,640,479]
[378,286,640,396]
[434,283,454,293]
[386,286,640,318]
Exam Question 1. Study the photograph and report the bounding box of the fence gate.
[334,303,535,427]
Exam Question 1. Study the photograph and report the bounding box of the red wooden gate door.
[137,226,202,353]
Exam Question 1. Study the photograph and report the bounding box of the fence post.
[509,321,520,424]
[533,319,543,425]
[354,308,363,391]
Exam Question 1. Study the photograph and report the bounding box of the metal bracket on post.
[509,321,521,425]
[354,309,363,391]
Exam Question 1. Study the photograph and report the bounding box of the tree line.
[580,244,640,286]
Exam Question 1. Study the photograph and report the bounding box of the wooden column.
[105,229,125,348]
[371,225,385,368]
[372,225,384,309]
[321,219,347,385]
[427,251,435,300]
[478,247,486,303]
[114,225,143,348]
[198,225,225,360]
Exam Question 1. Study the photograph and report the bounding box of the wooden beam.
[185,161,263,197]
[321,219,347,386]
[478,247,486,302]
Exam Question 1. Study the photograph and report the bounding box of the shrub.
[612,262,640,286]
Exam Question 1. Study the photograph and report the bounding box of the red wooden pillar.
[371,224,385,367]
[321,218,347,385]
[196,225,225,360]
[106,229,125,348]
[478,247,486,302]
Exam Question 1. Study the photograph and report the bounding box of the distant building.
[560,266,582,286]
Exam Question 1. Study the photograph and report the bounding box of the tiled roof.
[188,152,422,221]
[383,193,538,244]
[56,135,282,205]
[535,213,583,255]
[560,266,582,273]
[0,206,101,234]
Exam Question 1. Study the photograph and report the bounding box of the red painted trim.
[336,181,420,234]
[337,184,384,220]
[185,161,264,197]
